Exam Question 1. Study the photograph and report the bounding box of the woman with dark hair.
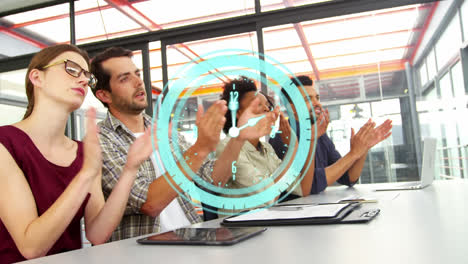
[216,77,315,215]
[0,44,154,263]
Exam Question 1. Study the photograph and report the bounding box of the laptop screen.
[420,137,437,186]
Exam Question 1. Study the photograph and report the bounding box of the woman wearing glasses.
[0,44,154,263]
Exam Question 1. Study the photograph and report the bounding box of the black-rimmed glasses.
[42,59,97,89]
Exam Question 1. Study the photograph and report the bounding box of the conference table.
[20,180,468,264]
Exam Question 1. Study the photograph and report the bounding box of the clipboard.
[222,203,380,227]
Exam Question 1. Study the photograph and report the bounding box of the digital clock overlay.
[151,49,317,215]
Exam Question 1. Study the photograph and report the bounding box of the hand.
[279,112,291,146]
[349,119,376,158]
[279,112,291,145]
[314,108,329,138]
[126,122,158,171]
[237,97,278,141]
[367,119,392,148]
[81,107,102,177]
[350,118,392,158]
[193,100,228,155]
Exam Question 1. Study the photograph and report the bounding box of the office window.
[416,84,437,121]
[461,0,468,42]
[149,41,163,93]
[79,87,105,112]
[425,85,438,100]
[146,41,163,110]
[426,49,437,81]
[133,0,254,29]
[435,13,462,70]
[419,62,428,87]
[441,111,462,178]
[326,100,403,183]
[1,0,255,49]
[0,68,27,126]
[262,24,312,75]
[417,60,467,179]
[261,0,339,12]
[74,0,142,44]
[1,3,70,57]
[259,4,434,183]
[166,32,258,88]
[0,69,27,99]
[0,104,25,126]
[417,86,443,180]
[439,71,453,99]
[436,71,457,178]
[3,4,70,46]
[365,71,407,99]
[165,32,258,144]
[262,4,419,102]
[371,99,403,146]
[449,61,467,177]
[450,61,468,177]
[451,61,465,98]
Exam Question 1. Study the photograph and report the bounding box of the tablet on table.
[136,227,267,246]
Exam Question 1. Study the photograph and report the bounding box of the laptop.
[374,137,437,191]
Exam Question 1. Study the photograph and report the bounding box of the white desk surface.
[20,180,468,264]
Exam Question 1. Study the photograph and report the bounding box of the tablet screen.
[137,227,267,245]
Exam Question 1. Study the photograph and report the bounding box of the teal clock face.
[151,49,317,215]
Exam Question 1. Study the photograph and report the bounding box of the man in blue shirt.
[270,76,393,195]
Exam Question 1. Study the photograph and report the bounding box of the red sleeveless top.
[0,125,89,263]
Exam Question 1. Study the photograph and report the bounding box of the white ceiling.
[0,0,62,15]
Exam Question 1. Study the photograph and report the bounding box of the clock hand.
[270,125,280,138]
[238,114,266,131]
[228,91,239,128]
[228,88,240,138]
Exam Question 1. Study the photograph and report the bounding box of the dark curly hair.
[290,75,313,87]
[280,75,314,105]
[220,76,258,134]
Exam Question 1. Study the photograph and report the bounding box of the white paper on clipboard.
[226,203,349,222]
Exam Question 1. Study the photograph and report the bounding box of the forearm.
[85,166,138,244]
[347,153,367,183]
[275,130,300,183]
[141,144,209,217]
[299,141,316,196]
[276,133,314,197]
[211,137,245,185]
[20,171,94,258]
[324,152,361,186]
